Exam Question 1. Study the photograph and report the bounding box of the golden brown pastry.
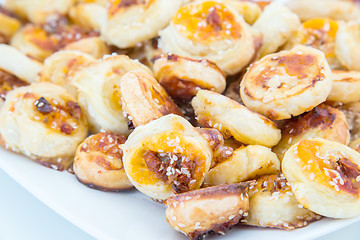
[102,0,183,48]
[204,145,280,186]
[159,0,255,75]
[69,3,106,31]
[122,114,213,200]
[165,183,250,239]
[69,54,153,135]
[282,138,360,218]
[153,53,226,101]
[192,90,281,147]
[74,132,133,191]
[286,18,341,69]
[0,82,88,170]
[328,70,360,103]
[285,0,360,22]
[240,45,332,120]
[3,0,76,24]
[253,2,300,58]
[222,0,261,25]
[62,37,110,59]
[120,70,183,127]
[245,174,321,229]
[273,104,350,160]
[0,7,21,43]
[39,50,96,96]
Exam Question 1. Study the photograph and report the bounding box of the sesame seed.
[243,212,248,217]
[195,222,200,226]
[356,175,360,182]
[172,216,176,221]
[229,215,235,220]
[239,210,243,215]
[309,173,315,181]
[178,223,185,228]
[298,204,303,208]
[180,202,184,208]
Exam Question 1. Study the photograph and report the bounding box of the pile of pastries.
[1,0,360,239]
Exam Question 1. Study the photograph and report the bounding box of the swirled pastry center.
[172,1,242,43]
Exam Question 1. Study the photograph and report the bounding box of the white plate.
[1,149,359,240]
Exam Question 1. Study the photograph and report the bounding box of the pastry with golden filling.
[62,37,110,59]
[3,0,76,24]
[253,2,300,58]
[204,145,280,186]
[282,138,360,218]
[0,7,21,43]
[39,50,96,96]
[273,104,350,160]
[165,183,250,239]
[192,90,281,147]
[102,0,183,48]
[69,54,153,135]
[153,54,226,101]
[286,18,341,69]
[240,45,332,120]
[245,174,321,229]
[120,69,183,127]
[0,82,88,170]
[285,0,360,22]
[335,21,360,71]
[328,70,360,103]
[122,114,213,200]
[159,0,255,75]
[74,132,133,191]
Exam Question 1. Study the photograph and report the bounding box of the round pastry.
[165,183,250,239]
[285,18,341,69]
[0,82,88,170]
[3,0,76,24]
[282,138,360,218]
[240,45,332,120]
[273,104,350,160]
[0,7,21,43]
[69,54,153,135]
[192,90,281,147]
[39,50,96,96]
[327,70,360,103]
[285,0,360,22]
[204,145,280,186]
[0,44,42,83]
[74,132,133,191]
[335,21,360,71]
[153,53,226,101]
[122,114,213,200]
[159,0,255,76]
[62,37,110,59]
[245,174,321,229]
[69,3,107,31]
[253,2,300,58]
[102,0,183,48]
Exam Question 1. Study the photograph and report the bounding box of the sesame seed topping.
[229,215,235,220]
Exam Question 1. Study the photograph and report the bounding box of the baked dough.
[120,70,183,127]
[74,132,133,191]
[240,45,332,120]
[204,145,280,186]
[253,2,300,58]
[335,101,360,142]
[69,3,106,31]
[0,82,88,170]
[102,0,183,48]
[273,104,350,160]
[159,0,255,75]
[285,18,341,69]
[39,50,96,96]
[222,0,261,25]
[245,174,321,229]
[153,53,226,101]
[0,69,28,107]
[69,54,153,135]
[0,7,21,43]
[122,114,213,200]
[192,90,281,147]
[282,138,360,218]
[165,183,250,239]
[328,70,360,103]
[62,37,110,59]
[285,0,360,22]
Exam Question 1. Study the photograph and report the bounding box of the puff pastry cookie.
[328,70,360,103]
[74,132,133,191]
[69,3,106,31]
[122,114,213,200]
[222,0,261,25]
[192,90,281,147]
[0,82,88,170]
[165,183,250,239]
[240,45,332,120]
[273,104,350,160]
[102,0,183,48]
[282,138,360,218]
[153,54,226,101]
[69,54,153,135]
[245,174,321,229]
[159,0,255,75]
